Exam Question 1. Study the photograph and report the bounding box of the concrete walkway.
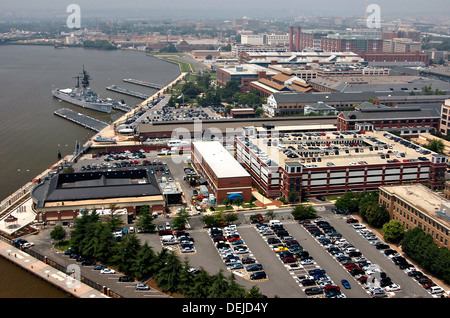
[0,241,109,299]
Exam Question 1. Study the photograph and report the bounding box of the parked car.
[304,287,323,296]
[250,271,267,280]
[100,268,116,274]
[135,283,150,291]
[118,276,135,282]
[81,259,96,266]
[241,257,256,264]
[246,264,263,272]
[230,263,244,270]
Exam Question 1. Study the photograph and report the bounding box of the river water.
[0,45,180,297]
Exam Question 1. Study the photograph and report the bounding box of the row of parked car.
[257,220,345,298]
[63,247,152,291]
[350,220,447,297]
[209,225,267,281]
[301,218,400,298]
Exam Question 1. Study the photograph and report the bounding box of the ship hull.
[52,89,113,114]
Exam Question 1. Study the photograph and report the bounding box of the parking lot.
[30,149,445,298]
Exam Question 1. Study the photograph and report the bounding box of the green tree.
[291,204,317,220]
[244,285,264,298]
[111,234,142,275]
[69,208,100,254]
[364,205,390,228]
[132,242,157,280]
[425,139,445,154]
[223,198,231,207]
[155,250,183,293]
[224,213,238,225]
[136,205,156,233]
[186,268,212,298]
[172,207,190,230]
[335,192,360,214]
[50,224,66,243]
[208,270,230,298]
[382,220,405,244]
[288,190,299,203]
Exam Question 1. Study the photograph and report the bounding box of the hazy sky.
[3,0,450,19]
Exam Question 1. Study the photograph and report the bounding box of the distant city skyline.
[2,0,450,20]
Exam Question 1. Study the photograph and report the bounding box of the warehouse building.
[191,141,252,203]
[31,169,166,223]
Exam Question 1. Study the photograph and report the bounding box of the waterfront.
[0,45,180,201]
[0,44,181,297]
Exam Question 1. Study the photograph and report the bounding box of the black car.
[246,264,263,272]
[118,276,135,282]
[241,257,256,264]
[300,279,316,286]
[304,287,323,295]
[250,271,267,280]
[12,239,27,248]
[81,259,96,266]
[267,238,281,244]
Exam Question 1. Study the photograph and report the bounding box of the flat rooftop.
[193,141,251,179]
[380,184,450,225]
[239,130,438,169]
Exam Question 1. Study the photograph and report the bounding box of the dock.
[112,103,134,113]
[123,78,164,90]
[54,108,109,132]
[106,85,151,100]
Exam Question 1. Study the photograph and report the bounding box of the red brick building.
[191,141,252,203]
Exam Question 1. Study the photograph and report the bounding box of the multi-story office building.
[440,99,450,135]
[379,184,450,249]
[216,64,278,92]
[235,131,447,200]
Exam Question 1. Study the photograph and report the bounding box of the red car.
[282,256,297,263]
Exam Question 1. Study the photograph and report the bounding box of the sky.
[2,0,450,20]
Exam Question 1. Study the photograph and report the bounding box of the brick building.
[191,141,252,203]
[379,184,450,249]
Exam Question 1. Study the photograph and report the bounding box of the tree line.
[50,207,264,298]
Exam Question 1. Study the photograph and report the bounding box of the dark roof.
[270,91,412,104]
[31,169,161,208]
[340,104,441,121]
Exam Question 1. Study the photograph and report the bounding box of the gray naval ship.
[52,66,114,114]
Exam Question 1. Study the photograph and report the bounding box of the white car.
[301,259,315,265]
[100,268,116,274]
[352,224,366,230]
[22,242,34,249]
[385,284,401,292]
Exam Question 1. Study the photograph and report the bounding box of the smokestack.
[296,27,301,52]
[289,26,294,52]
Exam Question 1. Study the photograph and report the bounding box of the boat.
[93,135,116,143]
[52,66,114,113]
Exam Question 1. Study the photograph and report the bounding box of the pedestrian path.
[0,241,109,299]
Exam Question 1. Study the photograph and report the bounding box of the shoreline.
[0,54,189,297]
[0,241,109,298]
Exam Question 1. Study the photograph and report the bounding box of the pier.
[54,108,109,132]
[112,103,134,113]
[123,78,164,90]
[106,85,151,100]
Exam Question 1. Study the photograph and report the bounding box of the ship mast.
[81,65,91,89]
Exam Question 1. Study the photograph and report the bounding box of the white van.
[161,235,177,245]
[430,286,445,294]
[269,220,282,227]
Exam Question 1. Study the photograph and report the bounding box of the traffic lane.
[237,225,307,298]
[283,221,370,298]
[324,214,432,298]
[182,230,228,275]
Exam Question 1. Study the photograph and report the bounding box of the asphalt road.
[29,202,436,299]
